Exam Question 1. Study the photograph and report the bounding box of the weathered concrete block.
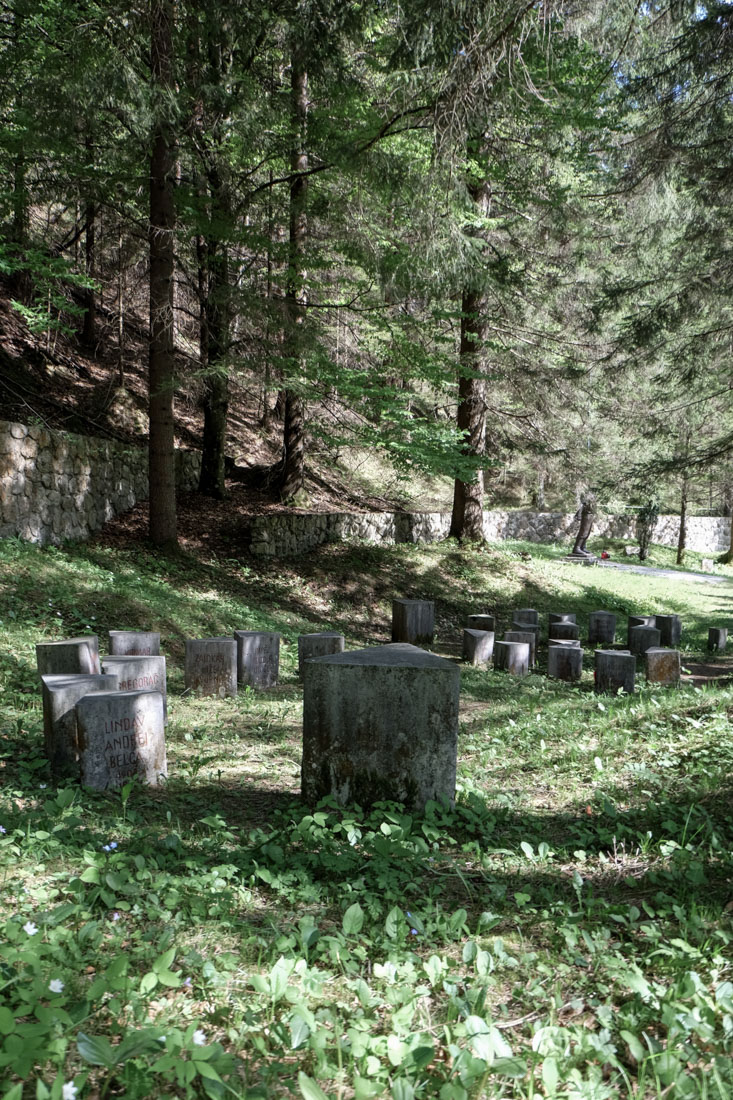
[549,622,580,641]
[511,620,540,642]
[391,599,435,645]
[101,655,167,721]
[302,643,459,811]
[549,612,576,625]
[514,608,539,625]
[108,630,161,656]
[595,649,635,694]
[36,636,101,677]
[627,615,656,647]
[467,614,495,632]
[504,630,536,666]
[629,625,662,656]
[588,611,616,646]
[298,632,345,676]
[462,629,494,665]
[185,638,237,697]
[547,645,583,681]
[708,627,728,652]
[76,689,167,790]
[654,614,681,647]
[645,648,681,686]
[41,672,119,779]
[494,640,530,676]
[234,630,280,688]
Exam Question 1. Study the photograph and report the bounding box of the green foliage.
[635,499,660,562]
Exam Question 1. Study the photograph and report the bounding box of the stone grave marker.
[511,619,540,642]
[654,614,681,647]
[494,639,530,676]
[588,611,616,646]
[548,639,581,648]
[101,655,167,720]
[302,643,459,811]
[549,622,580,641]
[514,608,539,625]
[629,625,662,657]
[595,649,635,695]
[701,558,715,573]
[185,638,237,697]
[76,689,167,790]
[504,629,536,666]
[627,615,656,647]
[549,612,576,625]
[108,630,161,656]
[234,631,280,689]
[547,645,582,682]
[467,614,495,632]
[462,629,494,666]
[41,672,119,779]
[298,632,345,676]
[36,636,101,677]
[708,627,728,652]
[391,600,435,645]
[644,648,681,686]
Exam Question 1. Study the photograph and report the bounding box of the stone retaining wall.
[250,508,731,557]
[0,420,201,545]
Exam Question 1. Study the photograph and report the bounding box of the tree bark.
[449,168,490,542]
[148,0,177,547]
[81,198,96,348]
[278,45,308,501]
[676,476,688,565]
[449,288,486,541]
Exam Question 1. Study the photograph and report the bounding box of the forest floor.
[1,534,733,1099]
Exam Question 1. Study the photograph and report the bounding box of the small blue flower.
[411,929,418,935]
[102,845,111,852]
[0,825,6,834]
[109,841,118,849]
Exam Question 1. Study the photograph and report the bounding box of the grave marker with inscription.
[101,655,167,719]
[36,636,101,677]
[41,672,119,779]
[75,689,167,790]
[588,611,616,646]
[185,638,237,697]
[234,631,280,689]
[302,643,458,811]
[108,630,161,656]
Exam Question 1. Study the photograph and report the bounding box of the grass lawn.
[1,534,733,1100]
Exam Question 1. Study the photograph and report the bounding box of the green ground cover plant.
[1,535,732,1099]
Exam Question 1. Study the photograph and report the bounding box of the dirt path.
[682,656,733,687]
[598,562,728,585]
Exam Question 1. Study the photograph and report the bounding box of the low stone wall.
[250,508,731,557]
[0,420,201,545]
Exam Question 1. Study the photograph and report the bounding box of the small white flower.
[23,921,38,935]
[39,784,47,789]
[192,1029,206,1046]
[102,845,111,852]
[62,1083,78,1100]
[0,825,6,834]
[49,979,65,993]
[111,911,120,921]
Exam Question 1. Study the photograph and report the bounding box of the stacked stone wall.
[0,420,200,545]
[249,508,731,557]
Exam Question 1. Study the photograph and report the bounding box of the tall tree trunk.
[148,0,177,547]
[676,476,688,565]
[278,45,308,501]
[198,173,229,500]
[81,199,96,348]
[449,172,490,542]
[449,289,487,540]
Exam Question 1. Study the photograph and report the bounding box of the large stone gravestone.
[467,614,495,632]
[654,614,681,648]
[547,645,583,682]
[549,622,580,641]
[462,629,494,666]
[41,672,119,779]
[588,611,616,646]
[645,648,681,686]
[75,689,167,790]
[298,632,345,676]
[302,643,458,811]
[514,608,539,625]
[708,627,728,652]
[504,630,536,666]
[101,655,167,720]
[549,613,576,625]
[185,638,237,697]
[595,650,635,695]
[627,615,656,648]
[234,631,280,688]
[108,630,161,656]
[494,640,530,676]
[391,600,435,645]
[36,636,101,677]
[629,625,662,657]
